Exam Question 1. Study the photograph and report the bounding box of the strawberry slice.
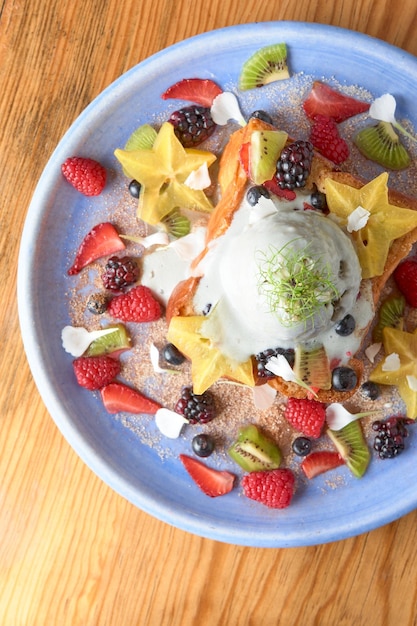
[161,78,223,107]
[301,450,345,479]
[68,222,125,275]
[101,382,162,414]
[303,81,370,123]
[179,454,235,497]
[263,177,297,201]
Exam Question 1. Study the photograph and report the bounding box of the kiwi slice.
[161,209,191,238]
[293,344,332,390]
[239,43,289,91]
[372,294,405,343]
[228,424,282,472]
[327,421,370,478]
[85,324,131,356]
[124,123,157,151]
[250,129,288,184]
[353,121,411,170]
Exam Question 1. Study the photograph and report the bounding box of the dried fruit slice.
[327,420,370,477]
[228,424,282,472]
[293,344,332,390]
[239,43,289,90]
[353,121,411,170]
[303,81,370,122]
[249,129,288,184]
[372,294,405,343]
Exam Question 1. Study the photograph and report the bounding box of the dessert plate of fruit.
[18,22,417,547]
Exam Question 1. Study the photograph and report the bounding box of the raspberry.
[284,397,326,439]
[107,285,161,322]
[242,468,295,509]
[73,355,120,390]
[309,115,349,164]
[168,105,216,147]
[61,157,107,196]
[175,386,217,424]
[274,140,313,190]
[101,256,139,292]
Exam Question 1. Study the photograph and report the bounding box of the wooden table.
[2,1,417,623]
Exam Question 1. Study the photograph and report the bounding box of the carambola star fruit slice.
[114,122,216,225]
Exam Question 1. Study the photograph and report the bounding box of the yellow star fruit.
[325,173,417,279]
[369,326,417,419]
[114,122,216,225]
[167,315,255,394]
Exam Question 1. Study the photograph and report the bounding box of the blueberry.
[162,343,185,366]
[292,437,312,457]
[310,190,327,211]
[250,110,273,125]
[334,314,356,336]
[128,179,141,198]
[332,366,358,391]
[360,381,380,401]
[246,185,270,206]
[192,434,215,457]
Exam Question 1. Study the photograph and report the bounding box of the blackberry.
[372,416,414,459]
[175,386,217,424]
[101,256,139,292]
[86,292,108,315]
[246,185,270,206]
[275,140,314,190]
[256,347,295,379]
[168,105,216,148]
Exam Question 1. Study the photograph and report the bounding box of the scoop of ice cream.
[193,199,362,362]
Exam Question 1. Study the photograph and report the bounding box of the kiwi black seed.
[353,121,411,170]
[239,43,290,90]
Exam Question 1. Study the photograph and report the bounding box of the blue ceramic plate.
[18,22,417,547]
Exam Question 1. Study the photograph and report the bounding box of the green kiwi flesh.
[124,123,157,151]
[250,129,288,184]
[354,121,411,170]
[228,424,282,471]
[293,344,332,390]
[239,43,290,91]
[327,421,370,477]
[85,324,131,356]
[372,294,405,343]
[161,209,191,238]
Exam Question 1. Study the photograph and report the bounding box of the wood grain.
[2,0,417,624]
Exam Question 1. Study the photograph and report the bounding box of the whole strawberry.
[241,468,295,509]
[62,156,107,196]
[284,397,326,438]
[107,285,161,322]
[309,114,349,164]
[73,355,120,390]
[394,259,417,307]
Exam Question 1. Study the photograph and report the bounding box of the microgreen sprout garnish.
[256,239,340,327]
[369,94,417,143]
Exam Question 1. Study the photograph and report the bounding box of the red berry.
[179,454,235,497]
[62,156,107,196]
[100,382,161,414]
[107,285,162,322]
[68,222,126,275]
[73,355,120,390]
[394,259,417,307]
[309,115,349,164]
[161,78,223,107]
[301,451,345,479]
[303,81,370,123]
[241,468,295,509]
[284,397,326,439]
